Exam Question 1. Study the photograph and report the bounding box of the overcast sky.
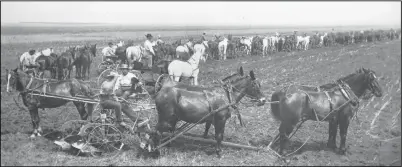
[1,1,401,26]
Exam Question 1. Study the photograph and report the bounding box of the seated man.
[102,42,119,63]
[99,70,147,129]
[114,64,143,100]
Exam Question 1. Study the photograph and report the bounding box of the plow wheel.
[86,124,124,157]
[154,74,169,94]
[97,69,119,86]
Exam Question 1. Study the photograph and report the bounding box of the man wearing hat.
[102,42,117,63]
[185,37,195,56]
[99,70,147,129]
[143,34,155,69]
[156,34,164,45]
[201,32,207,42]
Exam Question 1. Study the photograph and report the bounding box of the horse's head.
[89,44,97,57]
[6,68,31,92]
[360,67,383,97]
[222,66,266,106]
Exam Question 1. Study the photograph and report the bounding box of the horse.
[239,37,252,55]
[167,49,206,86]
[151,66,266,158]
[6,68,95,138]
[56,46,76,80]
[207,40,219,60]
[218,38,228,60]
[35,52,58,79]
[251,36,263,55]
[176,41,194,61]
[125,45,145,70]
[226,40,236,59]
[296,36,311,50]
[193,41,209,59]
[74,44,96,80]
[270,68,383,155]
[19,48,54,76]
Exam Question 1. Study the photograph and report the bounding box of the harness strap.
[324,91,334,113]
[203,90,213,113]
[26,77,33,90]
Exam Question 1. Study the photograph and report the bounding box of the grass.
[1,26,401,166]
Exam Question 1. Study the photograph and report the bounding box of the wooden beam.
[162,133,261,151]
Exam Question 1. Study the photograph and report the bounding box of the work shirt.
[102,46,115,56]
[114,72,138,90]
[201,35,207,41]
[20,52,36,66]
[144,40,155,55]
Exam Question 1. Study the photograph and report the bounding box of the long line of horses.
[18,28,401,84]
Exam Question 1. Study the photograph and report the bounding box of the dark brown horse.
[56,46,76,80]
[270,68,382,155]
[207,40,219,60]
[6,68,95,138]
[35,53,58,79]
[74,44,96,80]
[151,66,266,158]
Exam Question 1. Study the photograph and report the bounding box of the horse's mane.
[319,68,365,89]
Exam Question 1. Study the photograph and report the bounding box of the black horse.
[270,68,382,155]
[35,53,58,79]
[56,47,76,80]
[151,66,266,158]
[6,68,95,138]
[74,44,96,80]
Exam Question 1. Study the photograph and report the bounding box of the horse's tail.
[270,89,286,121]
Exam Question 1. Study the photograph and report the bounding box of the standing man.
[201,32,207,41]
[185,37,195,57]
[156,35,164,45]
[20,49,39,75]
[143,34,155,69]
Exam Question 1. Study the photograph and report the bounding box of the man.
[143,34,155,69]
[201,32,207,41]
[102,42,118,63]
[100,66,147,128]
[156,35,164,45]
[185,37,194,56]
[21,49,40,75]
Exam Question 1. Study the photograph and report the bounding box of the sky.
[1,1,401,27]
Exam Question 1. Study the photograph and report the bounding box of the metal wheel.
[86,124,124,157]
[154,74,168,94]
[97,69,119,86]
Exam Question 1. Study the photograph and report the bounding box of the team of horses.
[9,27,391,159]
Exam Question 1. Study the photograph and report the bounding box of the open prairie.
[1,25,400,166]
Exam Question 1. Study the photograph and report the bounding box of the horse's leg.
[73,102,89,120]
[278,121,295,155]
[214,117,227,158]
[338,111,351,155]
[203,122,212,138]
[28,106,41,138]
[327,117,338,150]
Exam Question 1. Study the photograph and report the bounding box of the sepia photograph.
[1,1,401,166]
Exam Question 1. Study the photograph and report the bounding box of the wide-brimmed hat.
[119,64,129,69]
[145,34,153,38]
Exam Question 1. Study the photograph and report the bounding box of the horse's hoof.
[337,148,347,155]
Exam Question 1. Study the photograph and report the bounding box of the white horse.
[262,37,270,56]
[126,45,145,69]
[168,50,206,86]
[218,38,228,60]
[319,33,328,47]
[296,36,311,50]
[269,36,279,52]
[240,37,252,55]
[176,41,193,60]
[193,41,209,57]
